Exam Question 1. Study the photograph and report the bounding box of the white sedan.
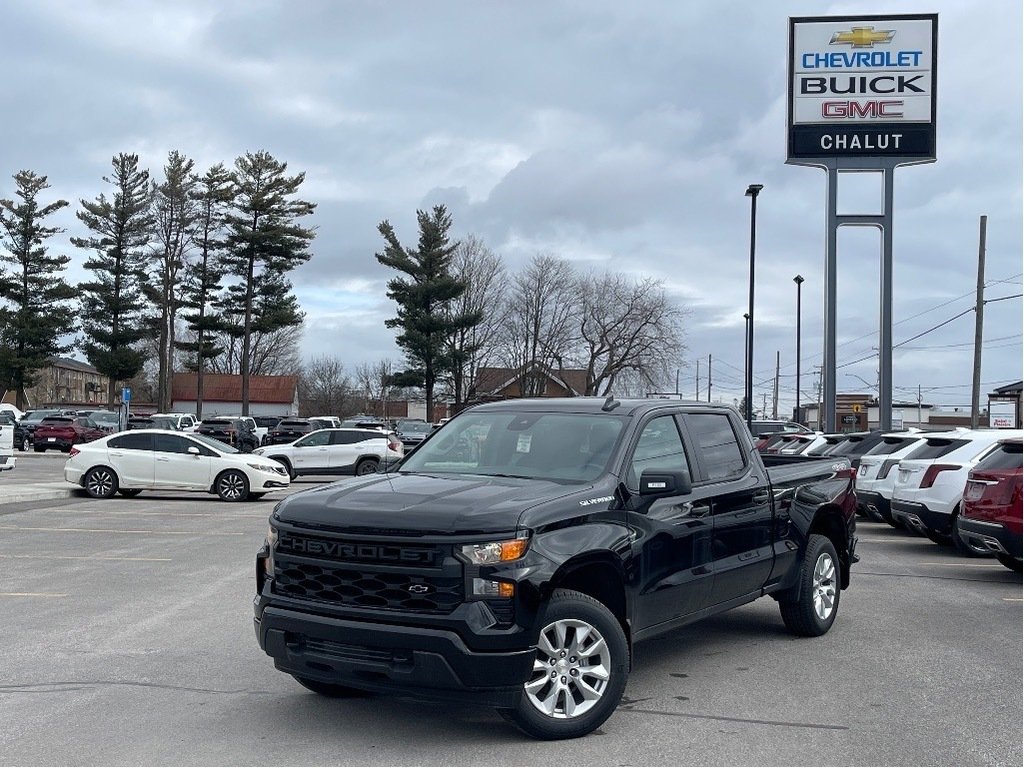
[64,429,290,501]
[253,427,404,479]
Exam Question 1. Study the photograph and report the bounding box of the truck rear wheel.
[501,589,628,740]
[779,534,841,637]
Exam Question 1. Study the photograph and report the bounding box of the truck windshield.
[397,411,626,483]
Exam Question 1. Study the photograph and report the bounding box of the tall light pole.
[793,274,804,424]
[744,183,763,430]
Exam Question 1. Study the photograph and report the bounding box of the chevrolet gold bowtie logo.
[830,27,896,48]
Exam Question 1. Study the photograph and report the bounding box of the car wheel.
[21,436,30,452]
[83,467,119,499]
[996,553,1023,573]
[117,489,142,498]
[355,458,379,476]
[215,469,250,502]
[778,534,841,637]
[501,589,629,740]
[951,510,992,558]
[291,675,369,698]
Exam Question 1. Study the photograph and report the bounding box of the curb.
[0,484,78,506]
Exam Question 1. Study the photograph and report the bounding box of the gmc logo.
[278,536,434,564]
[822,100,904,119]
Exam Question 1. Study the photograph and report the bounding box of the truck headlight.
[458,535,529,565]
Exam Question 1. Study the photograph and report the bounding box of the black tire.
[779,534,841,637]
[923,528,948,546]
[271,457,295,481]
[501,589,629,740]
[996,553,1023,573]
[21,436,31,452]
[117,489,142,498]
[355,458,379,476]
[248,492,267,500]
[83,466,119,499]
[215,469,250,502]
[291,675,369,698]
[950,510,992,558]
[33,445,45,453]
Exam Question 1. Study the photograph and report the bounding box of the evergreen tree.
[375,205,480,421]
[72,153,154,407]
[0,171,76,409]
[222,150,315,413]
[144,150,199,411]
[178,163,231,418]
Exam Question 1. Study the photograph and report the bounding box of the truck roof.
[465,397,736,417]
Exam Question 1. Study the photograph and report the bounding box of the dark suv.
[267,418,334,445]
[195,418,259,452]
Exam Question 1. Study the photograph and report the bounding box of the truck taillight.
[920,464,959,489]
[388,439,402,453]
[878,459,900,479]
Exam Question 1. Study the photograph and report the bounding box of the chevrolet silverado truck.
[254,398,857,739]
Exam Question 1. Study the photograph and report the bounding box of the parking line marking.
[1002,598,1023,603]
[0,592,67,598]
[0,554,172,562]
[0,525,245,536]
[920,562,1006,568]
[55,510,267,519]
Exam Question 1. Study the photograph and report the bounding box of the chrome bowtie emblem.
[407,584,431,594]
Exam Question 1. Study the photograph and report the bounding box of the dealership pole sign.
[786,14,937,435]
[788,14,937,163]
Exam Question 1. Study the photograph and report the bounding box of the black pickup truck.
[254,398,857,739]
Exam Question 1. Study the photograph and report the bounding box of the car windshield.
[397,411,626,483]
[190,433,238,454]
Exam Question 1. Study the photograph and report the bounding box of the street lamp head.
[745,184,764,198]
[794,274,804,285]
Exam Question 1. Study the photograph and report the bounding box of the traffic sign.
[122,387,132,403]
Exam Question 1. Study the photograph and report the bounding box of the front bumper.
[255,605,534,707]
[957,517,1023,559]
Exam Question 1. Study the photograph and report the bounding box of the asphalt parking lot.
[1,454,1021,766]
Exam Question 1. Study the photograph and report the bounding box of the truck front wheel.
[501,589,628,740]
[778,534,841,637]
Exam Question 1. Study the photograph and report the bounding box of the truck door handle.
[752,491,771,504]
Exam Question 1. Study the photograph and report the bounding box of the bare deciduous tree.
[500,254,577,396]
[206,324,303,376]
[575,272,687,396]
[444,235,507,406]
[353,359,397,417]
[299,355,357,416]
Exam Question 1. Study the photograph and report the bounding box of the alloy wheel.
[524,618,611,719]
[812,552,837,621]
[219,472,246,500]
[86,469,114,498]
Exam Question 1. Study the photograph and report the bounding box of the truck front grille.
[272,532,463,614]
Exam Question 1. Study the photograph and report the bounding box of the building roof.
[474,365,587,397]
[51,357,101,375]
[991,380,1023,396]
[171,373,298,404]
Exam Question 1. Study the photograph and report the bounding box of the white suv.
[253,428,403,479]
[856,431,936,526]
[151,413,198,432]
[891,429,1023,544]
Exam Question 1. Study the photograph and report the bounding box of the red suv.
[956,437,1022,572]
[32,416,107,453]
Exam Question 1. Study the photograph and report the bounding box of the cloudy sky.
[2,0,1021,414]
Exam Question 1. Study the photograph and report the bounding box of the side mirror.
[187,446,201,456]
[639,469,692,497]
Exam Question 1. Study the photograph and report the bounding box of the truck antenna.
[601,394,620,412]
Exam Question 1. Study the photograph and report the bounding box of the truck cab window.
[627,415,688,488]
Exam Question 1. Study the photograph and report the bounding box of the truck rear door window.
[685,413,746,481]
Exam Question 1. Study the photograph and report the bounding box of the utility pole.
[772,350,780,419]
[917,384,923,428]
[814,366,824,431]
[675,368,680,396]
[762,392,768,420]
[971,215,987,429]
[707,354,712,403]
[695,359,700,400]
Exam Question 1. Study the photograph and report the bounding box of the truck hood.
[272,471,587,536]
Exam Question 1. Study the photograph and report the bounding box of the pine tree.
[0,171,76,409]
[144,150,199,411]
[178,163,231,418]
[376,205,481,421]
[72,153,154,407]
[222,150,315,413]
